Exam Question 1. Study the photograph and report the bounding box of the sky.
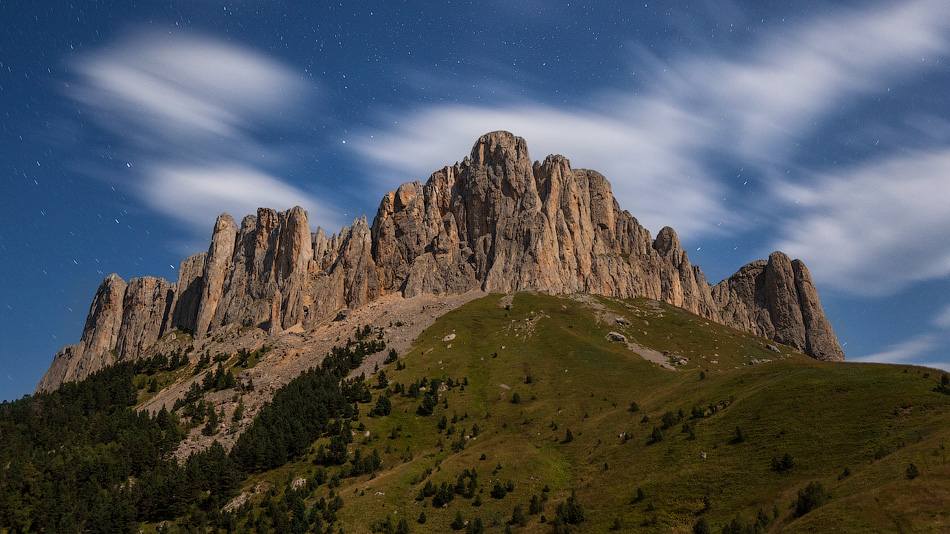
[2,0,950,400]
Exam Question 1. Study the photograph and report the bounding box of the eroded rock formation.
[36,131,844,392]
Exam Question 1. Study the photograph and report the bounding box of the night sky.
[3,0,950,400]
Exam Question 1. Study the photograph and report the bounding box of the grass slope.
[214,293,950,533]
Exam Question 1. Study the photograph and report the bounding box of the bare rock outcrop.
[114,276,175,360]
[37,131,844,392]
[169,252,206,334]
[35,273,127,392]
[81,273,128,357]
[712,252,845,361]
[195,214,238,337]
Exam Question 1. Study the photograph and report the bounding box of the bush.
[692,517,711,534]
[450,511,466,530]
[510,505,527,526]
[529,494,543,515]
[794,481,829,517]
[384,348,398,364]
[771,452,795,472]
[660,411,680,430]
[730,426,745,444]
[906,463,920,480]
[490,481,510,499]
[554,490,585,526]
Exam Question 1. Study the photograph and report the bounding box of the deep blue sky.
[3,0,950,400]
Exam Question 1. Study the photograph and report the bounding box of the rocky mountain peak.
[470,130,530,168]
[37,131,845,392]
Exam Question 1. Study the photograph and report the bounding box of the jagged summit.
[37,131,844,392]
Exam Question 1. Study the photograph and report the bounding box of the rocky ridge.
[37,131,844,392]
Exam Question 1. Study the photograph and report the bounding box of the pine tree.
[451,511,466,530]
[510,505,527,526]
[203,406,219,436]
[563,428,574,443]
[731,426,745,444]
[906,463,920,479]
[232,400,244,423]
[529,494,543,515]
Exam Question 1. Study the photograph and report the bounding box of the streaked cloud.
[934,304,950,330]
[355,102,729,237]
[356,0,950,282]
[144,165,321,230]
[68,31,339,234]
[73,32,308,139]
[687,0,950,165]
[775,149,950,296]
[851,334,938,365]
[851,330,950,372]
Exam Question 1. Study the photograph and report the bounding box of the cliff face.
[712,252,845,362]
[36,131,844,392]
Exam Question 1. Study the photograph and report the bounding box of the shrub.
[692,517,711,534]
[554,490,585,526]
[682,421,696,440]
[529,494,543,515]
[906,463,920,480]
[794,481,829,517]
[771,452,795,472]
[730,426,745,444]
[372,395,392,416]
[510,505,527,526]
[490,481,510,499]
[660,411,680,430]
[451,511,465,530]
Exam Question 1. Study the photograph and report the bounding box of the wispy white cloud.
[144,165,322,230]
[73,32,307,140]
[356,0,950,249]
[934,304,950,330]
[686,0,950,164]
[775,149,950,295]
[355,102,729,237]
[851,333,939,365]
[69,31,340,234]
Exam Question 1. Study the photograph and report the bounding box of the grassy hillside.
[196,293,950,533]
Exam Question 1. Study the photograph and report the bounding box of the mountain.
[37,131,843,393]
